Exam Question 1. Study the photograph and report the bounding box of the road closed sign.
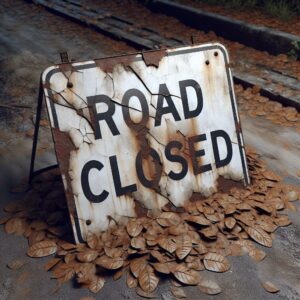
[43,43,249,243]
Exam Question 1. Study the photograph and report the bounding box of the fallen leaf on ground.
[198,279,222,295]
[203,253,230,273]
[7,259,25,270]
[170,286,187,298]
[172,264,200,285]
[262,281,280,293]
[27,240,57,258]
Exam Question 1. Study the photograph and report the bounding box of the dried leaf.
[246,227,272,247]
[248,249,266,262]
[168,223,187,236]
[186,215,211,226]
[0,215,11,225]
[262,281,280,293]
[76,263,96,283]
[225,217,236,230]
[136,287,157,298]
[150,250,167,263]
[138,265,159,293]
[187,259,204,271]
[130,257,148,277]
[198,280,222,295]
[203,253,230,273]
[59,242,76,251]
[27,240,57,258]
[274,215,291,227]
[158,237,177,253]
[44,258,61,271]
[131,237,146,250]
[172,264,200,285]
[89,276,105,293]
[113,268,124,281]
[176,235,192,260]
[127,219,143,237]
[65,253,75,264]
[152,262,175,274]
[200,226,218,239]
[287,190,298,202]
[5,217,26,235]
[31,220,48,231]
[7,259,25,270]
[57,267,75,284]
[77,251,98,263]
[170,286,187,298]
[229,243,245,256]
[86,232,98,249]
[96,255,123,270]
[156,212,181,227]
[127,271,138,288]
[194,243,207,255]
[29,230,45,246]
[104,247,123,258]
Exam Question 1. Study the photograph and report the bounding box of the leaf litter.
[0,148,299,297]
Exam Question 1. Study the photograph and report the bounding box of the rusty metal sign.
[42,43,249,243]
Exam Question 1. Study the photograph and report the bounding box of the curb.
[147,0,300,59]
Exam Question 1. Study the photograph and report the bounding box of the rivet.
[214,51,218,57]
[86,219,91,225]
[67,82,73,88]
[205,60,210,65]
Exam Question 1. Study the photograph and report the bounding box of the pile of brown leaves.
[236,84,300,132]
[1,148,299,298]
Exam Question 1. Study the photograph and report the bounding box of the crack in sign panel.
[127,65,182,101]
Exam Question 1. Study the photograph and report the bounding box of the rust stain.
[217,176,244,193]
[58,63,77,79]
[236,121,242,134]
[134,199,148,218]
[141,49,167,68]
[94,53,136,74]
[52,129,77,223]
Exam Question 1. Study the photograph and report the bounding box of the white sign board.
[43,43,249,243]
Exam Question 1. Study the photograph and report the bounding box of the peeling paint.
[142,49,167,68]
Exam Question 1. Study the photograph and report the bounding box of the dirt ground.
[0,1,299,299]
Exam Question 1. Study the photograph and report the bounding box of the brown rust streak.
[94,53,137,74]
[52,129,77,225]
[141,49,167,68]
[190,177,244,202]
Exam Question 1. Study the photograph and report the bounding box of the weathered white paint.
[42,43,249,242]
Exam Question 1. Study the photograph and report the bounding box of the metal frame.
[28,77,58,188]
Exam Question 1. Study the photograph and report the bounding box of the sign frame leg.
[28,76,58,188]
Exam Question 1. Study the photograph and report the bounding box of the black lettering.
[81,160,109,203]
[109,155,137,196]
[136,148,162,189]
[122,89,149,130]
[165,141,188,180]
[188,134,212,175]
[87,95,119,140]
[179,79,203,119]
[211,130,233,168]
[155,83,181,127]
